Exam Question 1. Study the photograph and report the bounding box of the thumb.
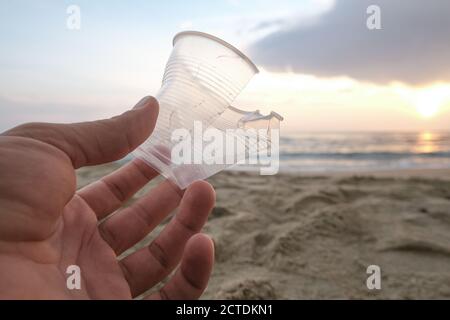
[4,96,159,168]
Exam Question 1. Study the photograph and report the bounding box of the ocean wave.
[280,151,450,160]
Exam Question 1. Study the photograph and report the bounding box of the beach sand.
[76,164,450,299]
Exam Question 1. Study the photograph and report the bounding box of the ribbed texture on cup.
[146,55,249,146]
[163,55,243,102]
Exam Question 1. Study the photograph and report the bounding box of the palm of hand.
[0,98,215,299]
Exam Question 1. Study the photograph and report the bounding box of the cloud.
[173,0,335,47]
[250,0,450,85]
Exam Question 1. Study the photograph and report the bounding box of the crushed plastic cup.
[133,31,282,189]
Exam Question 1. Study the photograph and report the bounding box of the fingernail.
[208,235,216,256]
[205,234,215,247]
[133,96,151,109]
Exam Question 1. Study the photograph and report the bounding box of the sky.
[0,0,449,132]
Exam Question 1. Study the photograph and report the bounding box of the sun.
[414,94,441,118]
[394,84,450,119]
[414,88,447,118]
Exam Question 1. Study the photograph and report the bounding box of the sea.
[277,131,450,173]
[122,131,450,173]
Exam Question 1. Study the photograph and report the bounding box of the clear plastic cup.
[133,31,261,189]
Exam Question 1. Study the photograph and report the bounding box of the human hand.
[0,97,215,299]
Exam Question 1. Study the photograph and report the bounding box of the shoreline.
[226,167,450,180]
[88,161,450,179]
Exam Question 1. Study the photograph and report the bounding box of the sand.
[76,164,450,299]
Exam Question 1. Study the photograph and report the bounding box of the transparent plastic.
[133,31,283,189]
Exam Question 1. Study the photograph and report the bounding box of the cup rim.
[173,31,259,74]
